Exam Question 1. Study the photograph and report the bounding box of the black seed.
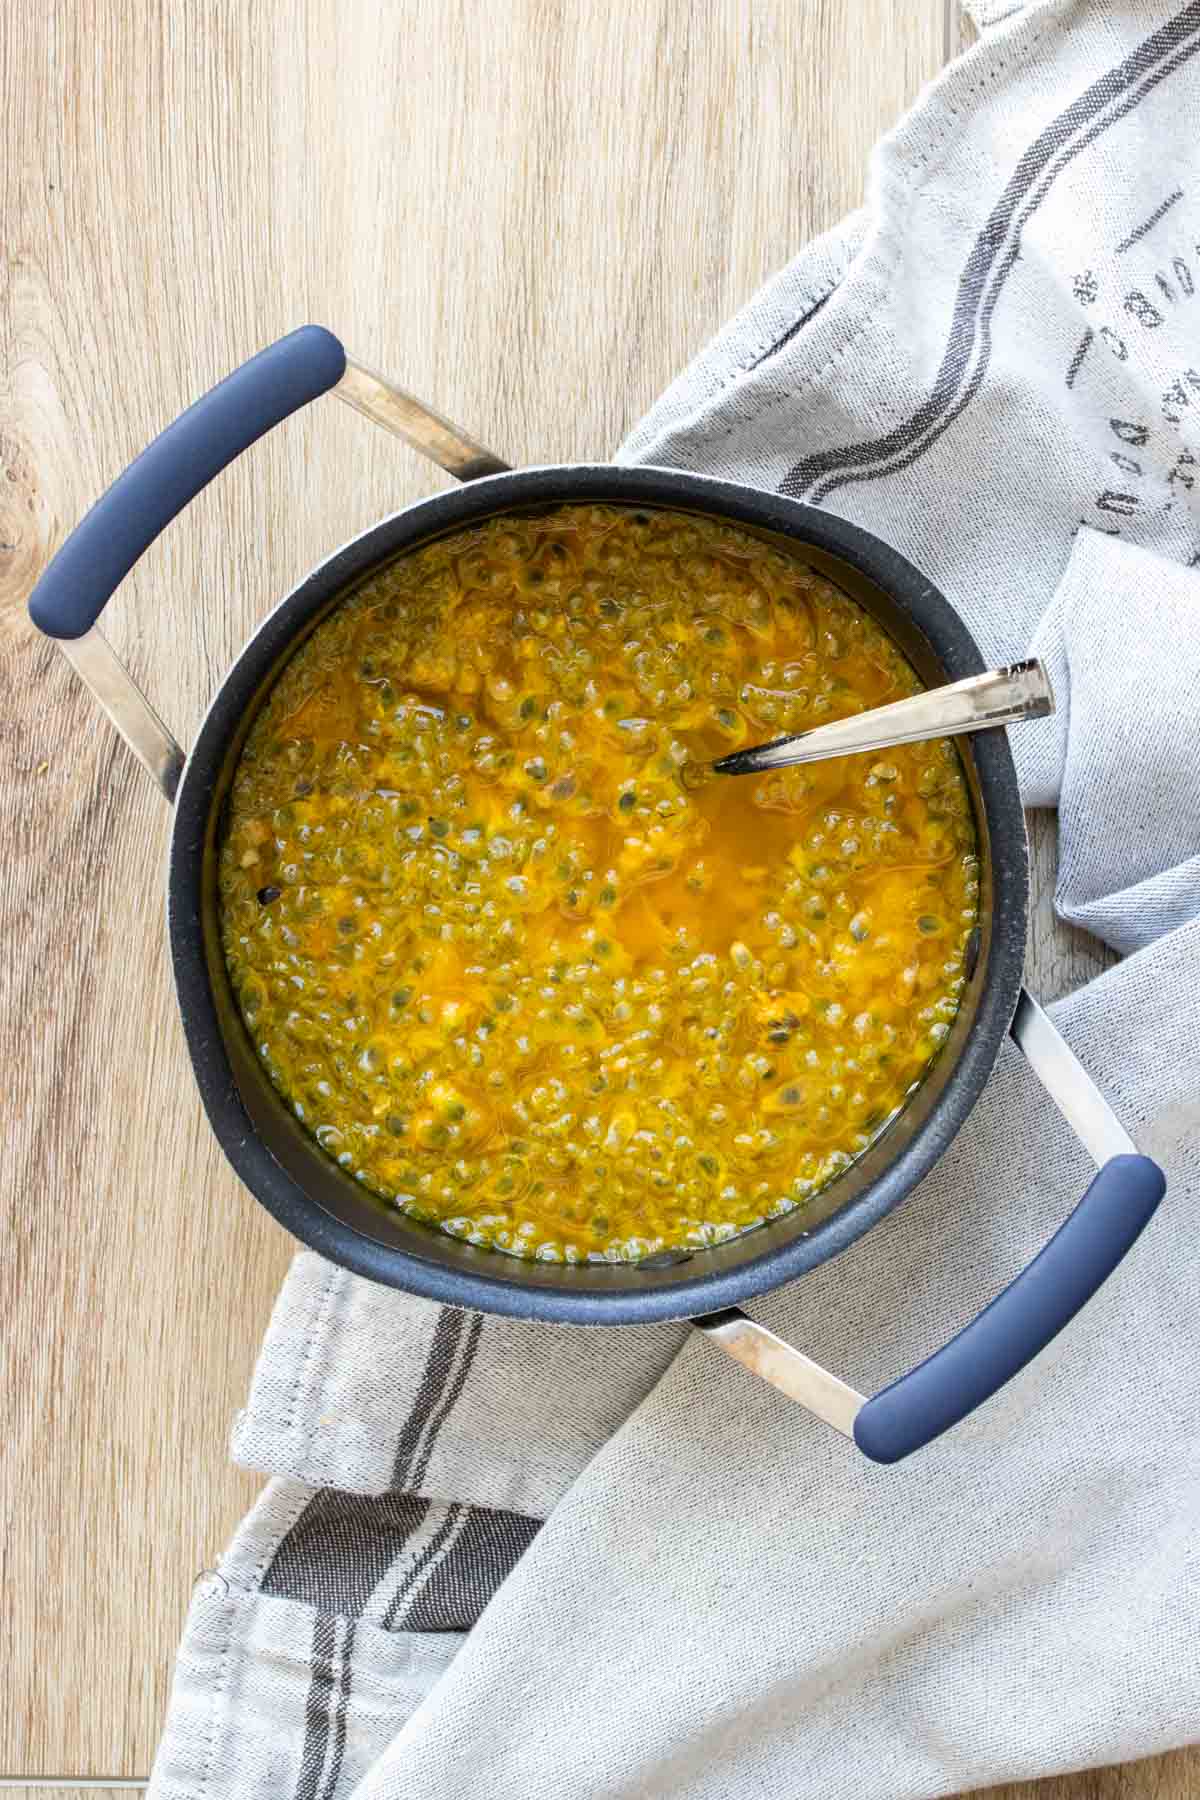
[768,1026,791,1044]
[618,790,636,812]
[338,916,356,935]
[386,1114,407,1136]
[519,696,537,720]
[391,987,412,1009]
[429,817,449,837]
[698,1154,719,1176]
[257,885,282,905]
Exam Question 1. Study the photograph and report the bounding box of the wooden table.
[1,3,1192,1793]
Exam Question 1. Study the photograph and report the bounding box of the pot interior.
[171,468,1027,1323]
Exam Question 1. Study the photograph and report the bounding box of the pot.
[29,326,1165,1463]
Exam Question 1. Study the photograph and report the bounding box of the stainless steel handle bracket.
[57,627,186,803]
[333,358,511,481]
[1009,986,1137,1166]
[693,1308,864,1439]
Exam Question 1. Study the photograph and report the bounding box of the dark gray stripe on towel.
[264,1489,431,1616]
[404,1504,542,1632]
[408,1311,485,1494]
[389,1306,469,1491]
[381,1503,466,1630]
[295,1612,338,1800]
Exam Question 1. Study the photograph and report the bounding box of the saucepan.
[28,327,1165,1463]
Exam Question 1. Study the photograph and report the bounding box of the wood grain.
[0,2,1192,1792]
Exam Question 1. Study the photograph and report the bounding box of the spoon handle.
[712,658,1054,777]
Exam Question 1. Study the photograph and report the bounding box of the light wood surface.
[1,2,1192,1792]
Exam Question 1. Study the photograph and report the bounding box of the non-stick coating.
[167,466,1028,1324]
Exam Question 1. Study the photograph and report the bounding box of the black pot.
[30,327,1164,1462]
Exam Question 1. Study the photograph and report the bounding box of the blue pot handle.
[28,325,347,641]
[853,1152,1165,1464]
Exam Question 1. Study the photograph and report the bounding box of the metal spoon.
[710,658,1054,777]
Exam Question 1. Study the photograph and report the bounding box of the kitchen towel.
[149,3,1200,1795]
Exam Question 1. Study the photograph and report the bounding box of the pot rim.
[168,464,1028,1324]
